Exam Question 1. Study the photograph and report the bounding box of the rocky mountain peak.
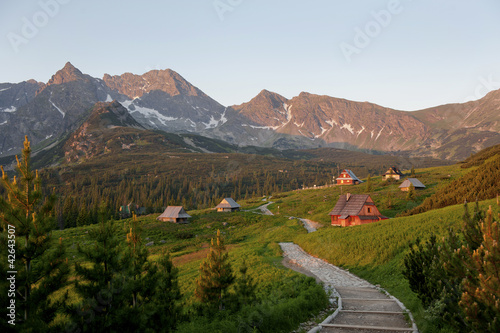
[238,89,288,108]
[46,62,88,86]
[102,68,204,99]
[232,89,289,126]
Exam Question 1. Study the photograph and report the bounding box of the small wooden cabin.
[215,198,241,212]
[336,169,363,185]
[157,206,191,223]
[399,178,425,191]
[382,167,404,180]
[329,193,388,227]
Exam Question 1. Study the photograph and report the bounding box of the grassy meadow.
[266,162,469,223]
[49,155,498,332]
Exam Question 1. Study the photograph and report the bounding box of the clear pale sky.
[1,0,499,111]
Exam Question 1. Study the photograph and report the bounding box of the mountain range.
[1,62,499,161]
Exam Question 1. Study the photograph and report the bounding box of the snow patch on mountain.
[314,127,327,138]
[281,103,293,127]
[120,99,178,126]
[219,107,228,125]
[203,115,220,129]
[185,119,197,128]
[0,87,11,92]
[1,106,17,113]
[357,126,365,137]
[0,120,7,125]
[326,120,338,127]
[105,94,113,102]
[340,123,354,134]
[49,94,65,118]
[375,126,385,141]
[242,124,279,130]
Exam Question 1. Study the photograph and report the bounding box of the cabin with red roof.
[336,169,363,185]
[329,194,388,227]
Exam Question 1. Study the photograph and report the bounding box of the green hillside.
[403,143,500,216]
[293,198,499,332]
[266,162,469,223]
[53,189,499,332]
[52,209,329,332]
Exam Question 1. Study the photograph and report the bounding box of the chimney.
[346,193,351,201]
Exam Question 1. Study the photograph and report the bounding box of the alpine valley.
[1,62,499,162]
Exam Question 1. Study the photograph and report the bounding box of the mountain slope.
[222,89,500,159]
[0,64,229,156]
[0,62,110,156]
[103,69,228,133]
[219,90,429,152]
[0,79,45,154]
[402,143,500,216]
[1,62,500,160]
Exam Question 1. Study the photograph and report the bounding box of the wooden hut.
[215,198,241,212]
[329,193,388,227]
[382,166,404,180]
[336,169,363,185]
[399,178,425,191]
[157,206,191,223]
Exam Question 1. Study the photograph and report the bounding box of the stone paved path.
[279,243,417,333]
[258,202,274,215]
[299,218,323,233]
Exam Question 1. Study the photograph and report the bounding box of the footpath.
[279,217,418,333]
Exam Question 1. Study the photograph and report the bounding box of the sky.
[1,0,499,111]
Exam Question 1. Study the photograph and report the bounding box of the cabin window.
[367,207,372,213]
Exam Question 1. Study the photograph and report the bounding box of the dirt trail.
[279,243,417,333]
[299,218,323,233]
[258,202,274,215]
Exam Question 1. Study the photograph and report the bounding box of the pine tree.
[462,201,484,250]
[68,217,127,331]
[366,175,372,192]
[125,213,151,309]
[119,214,181,332]
[406,182,415,201]
[0,136,69,330]
[460,206,500,332]
[195,229,234,311]
[234,260,256,307]
[386,190,393,209]
[149,251,182,332]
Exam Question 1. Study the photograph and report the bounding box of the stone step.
[336,287,391,300]
[340,310,405,315]
[341,299,403,312]
[321,323,415,332]
[332,311,409,328]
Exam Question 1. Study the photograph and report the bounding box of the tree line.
[0,137,328,332]
[40,157,340,229]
